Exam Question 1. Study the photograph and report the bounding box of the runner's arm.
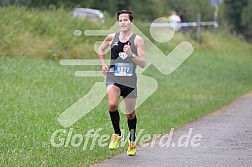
[130,35,146,68]
[98,34,114,73]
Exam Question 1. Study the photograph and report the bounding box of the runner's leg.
[124,97,137,155]
[107,85,121,135]
[124,97,137,141]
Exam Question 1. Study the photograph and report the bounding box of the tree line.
[0,0,216,21]
[1,0,252,40]
[224,0,252,40]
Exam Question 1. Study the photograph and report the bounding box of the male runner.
[98,10,146,156]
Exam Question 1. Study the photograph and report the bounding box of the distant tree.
[241,0,252,36]
[224,0,248,34]
[0,0,31,6]
[165,0,215,22]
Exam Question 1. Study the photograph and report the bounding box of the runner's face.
[118,14,132,32]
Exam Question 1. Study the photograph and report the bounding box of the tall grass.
[0,6,112,59]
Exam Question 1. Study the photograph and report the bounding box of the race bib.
[114,63,133,76]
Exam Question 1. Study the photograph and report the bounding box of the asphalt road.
[93,92,252,167]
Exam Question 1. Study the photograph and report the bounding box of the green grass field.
[1,7,252,167]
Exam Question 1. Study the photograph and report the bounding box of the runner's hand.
[123,42,132,57]
[102,64,108,75]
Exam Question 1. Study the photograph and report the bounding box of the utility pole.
[197,13,201,42]
[213,5,219,32]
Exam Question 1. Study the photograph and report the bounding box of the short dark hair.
[117,10,134,22]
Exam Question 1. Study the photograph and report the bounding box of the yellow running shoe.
[127,141,136,156]
[109,134,123,150]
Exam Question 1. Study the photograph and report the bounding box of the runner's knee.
[126,112,135,120]
[109,102,118,111]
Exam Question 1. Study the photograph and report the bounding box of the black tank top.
[107,32,137,88]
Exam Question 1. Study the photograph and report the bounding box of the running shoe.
[127,141,136,156]
[109,133,123,150]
